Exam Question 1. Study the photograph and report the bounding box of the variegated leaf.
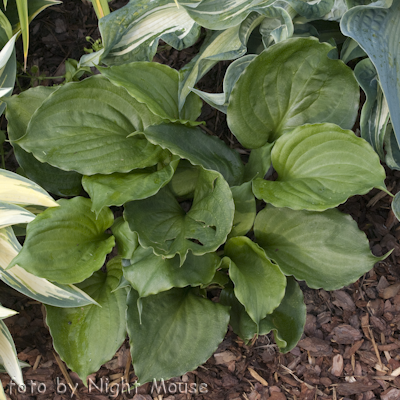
[0,169,58,208]
[0,201,35,229]
[0,305,17,319]
[0,319,23,386]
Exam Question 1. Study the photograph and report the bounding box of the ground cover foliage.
[1,0,400,396]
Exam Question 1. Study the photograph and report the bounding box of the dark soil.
[1,2,400,400]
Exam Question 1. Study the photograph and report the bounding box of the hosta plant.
[2,29,391,387]
[0,170,97,394]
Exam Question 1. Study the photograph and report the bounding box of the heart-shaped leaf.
[9,197,115,284]
[254,205,386,290]
[17,76,166,175]
[227,37,359,148]
[125,168,234,264]
[252,123,387,210]
[126,287,229,384]
[224,236,286,328]
[123,246,220,298]
[46,257,127,382]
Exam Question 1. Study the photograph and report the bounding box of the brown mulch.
[2,2,400,400]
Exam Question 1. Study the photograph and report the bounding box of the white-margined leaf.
[340,0,400,146]
[179,12,265,110]
[0,319,23,386]
[0,201,35,228]
[98,0,200,66]
[0,305,17,319]
[0,169,58,207]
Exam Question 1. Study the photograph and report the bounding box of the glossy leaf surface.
[9,197,115,284]
[5,86,82,197]
[0,226,97,307]
[99,62,202,122]
[227,37,359,148]
[18,76,165,175]
[255,205,385,289]
[46,258,127,381]
[225,237,286,328]
[125,168,234,264]
[127,287,229,384]
[144,123,244,186]
[253,124,387,210]
[124,246,220,298]
[82,157,179,215]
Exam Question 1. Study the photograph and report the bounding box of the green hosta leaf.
[98,0,200,66]
[124,246,220,298]
[243,142,273,182]
[46,257,127,382]
[127,287,229,384]
[182,0,273,30]
[219,277,305,352]
[124,168,234,264]
[225,237,286,328]
[167,159,200,198]
[252,123,387,211]
[341,0,400,145]
[0,319,23,386]
[0,169,58,207]
[258,277,306,352]
[0,227,97,308]
[144,123,244,186]
[17,76,166,175]
[82,157,179,216]
[98,62,202,122]
[191,54,256,114]
[9,197,115,284]
[111,217,139,260]
[219,286,258,340]
[354,58,389,161]
[255,205,386,290]
[0,201,34,229]
[229,182,256,238]
[227,37,359,148]
[178,12,265,109]
[5,86,82,197]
